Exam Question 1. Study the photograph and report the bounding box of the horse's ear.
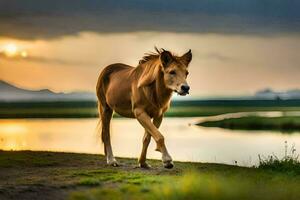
[181,49,192,66]
[160,50,173,68]
[138,65,160,87]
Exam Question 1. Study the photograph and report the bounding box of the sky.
[0,0,300,97]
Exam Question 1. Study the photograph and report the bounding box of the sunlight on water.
[1,116,300,166]
[0,123,27,135]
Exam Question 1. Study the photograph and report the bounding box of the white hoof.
[162,154,173,169]
[107,158,119,167]
[163,160,174,169]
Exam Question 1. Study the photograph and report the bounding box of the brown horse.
[96,48,192,169]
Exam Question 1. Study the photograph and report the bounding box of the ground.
[1,151,300,200]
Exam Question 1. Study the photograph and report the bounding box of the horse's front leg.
[138,131,151,168]
[138,116,163,168]
[134,109,173,169]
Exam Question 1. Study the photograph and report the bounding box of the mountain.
[0,80,96,102]
[255,88,300,100]
[1,80,300,102]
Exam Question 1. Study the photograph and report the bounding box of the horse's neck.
[154,71,172,108]
[138,59,172,109]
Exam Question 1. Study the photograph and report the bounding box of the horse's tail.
[96,65,117,144]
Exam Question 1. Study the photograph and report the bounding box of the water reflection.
[196,111,300,123]
[1,116,300,166]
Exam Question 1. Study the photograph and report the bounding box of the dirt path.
[0,151,186,200]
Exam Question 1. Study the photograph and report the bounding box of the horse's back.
[106,63,133,71]
[100,63,133,79]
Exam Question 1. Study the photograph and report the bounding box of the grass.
[1,151,300,200]
[2,105,300,118]
[2,99,300,118]
[71,172,300,200]
[258,142,300,174]
[198,116,300,132]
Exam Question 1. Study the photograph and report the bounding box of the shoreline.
[1,150,300,200]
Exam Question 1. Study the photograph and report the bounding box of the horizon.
[2,79,300,101]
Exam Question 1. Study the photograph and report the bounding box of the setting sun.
[3,43,18,57]
[1,43,28,58]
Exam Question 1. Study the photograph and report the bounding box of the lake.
[1,112,300,166]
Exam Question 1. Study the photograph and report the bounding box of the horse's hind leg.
[101,107,119,166]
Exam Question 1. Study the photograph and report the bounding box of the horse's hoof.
[163,161,174,169]
[139,163,152,169]
[107,160,120,167]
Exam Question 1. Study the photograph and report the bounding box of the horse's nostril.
[181,85,190,92]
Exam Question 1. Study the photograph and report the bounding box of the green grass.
[1,151,300,200]
[259,155,300,174]
[258,142,300,174]
[2,106,300,118]
[70,171,300,200]
[198,116,300,132]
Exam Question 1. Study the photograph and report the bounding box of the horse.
[96,48,192,169]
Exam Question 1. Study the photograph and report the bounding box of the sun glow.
[0,123,28,135]
[1,43,28,58]
[20,50,28,58]
[3,43,18,57]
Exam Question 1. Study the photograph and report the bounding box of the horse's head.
[160,49,192,96]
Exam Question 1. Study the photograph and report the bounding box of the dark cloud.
[0,0,299,40]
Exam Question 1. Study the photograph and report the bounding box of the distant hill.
[0,80,96,102]
[1,80,300,102]
[255,88,300,100]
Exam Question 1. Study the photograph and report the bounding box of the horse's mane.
[138,47,164,65]
[135,47,174,107]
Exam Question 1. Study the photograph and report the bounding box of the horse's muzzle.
[176,84,190,96]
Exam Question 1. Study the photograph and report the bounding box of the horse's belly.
[107,96,134,118]
[106,82,134,118]
[114,108,135,118]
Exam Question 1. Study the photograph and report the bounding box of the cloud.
[0,52,95,66]
[0,0,299,40]
[201,53,234,62]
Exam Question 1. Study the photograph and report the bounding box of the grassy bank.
[2,99,300,118]
[1,151,300,200]
[2,105,300,118]
[198,116,300,132]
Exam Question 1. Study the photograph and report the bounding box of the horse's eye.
[169,70,176,75]
[186,71,189,76]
